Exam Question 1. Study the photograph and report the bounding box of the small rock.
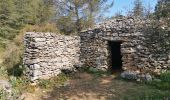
[0,80,12,99]
[0,80,12,93]
[145,73,152,81]
[121,71,138,80]
[136,78,141,82]
[167,60,170,64]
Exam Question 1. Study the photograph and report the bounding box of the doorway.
[108,41,122,72]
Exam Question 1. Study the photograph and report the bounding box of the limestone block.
[31,70,41,77]
[34,42,46,47]
[145,73,152,81]
[121,71,138,80]
[30,76,39,81]
[121,48,136,53]
[34,64,41,69]
[34,38,46,42]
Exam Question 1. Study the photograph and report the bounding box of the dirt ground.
[21,71,169,100]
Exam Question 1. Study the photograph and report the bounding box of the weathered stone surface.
[80,16,169,81]
[24,32,80,81]
[24,16,169,81]
[121,71,138,80]
[145,73,152,81]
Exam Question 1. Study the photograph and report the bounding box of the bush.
[0,77,25,100]
[9,77,27,91]
[159,71,170,82]
[0,26,19,40]
[147,71,170,90]
[2,27,24,76]
[38,79,51,89]
[3,43,23,71]
[123,90,170,100]
[0,89,9,100]
[0,66,8,79]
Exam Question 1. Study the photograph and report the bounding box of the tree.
[14,0,55,25]
[144,0,170,57]
[0,0,56,39]
[144,3,153,18]
[155,0,170,19]
[132,0,144,17]
[0,0,18,39]
[54,0,113,34]
[35,0,56,24]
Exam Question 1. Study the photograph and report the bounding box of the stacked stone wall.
[24,32,80,81]
[24,17,170,81]
[80,17,170,80]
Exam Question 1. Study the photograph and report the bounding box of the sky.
[106,0,158,17]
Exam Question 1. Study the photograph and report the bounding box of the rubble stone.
[24,17,170,81]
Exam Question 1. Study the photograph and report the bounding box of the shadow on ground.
[40,72,160,100]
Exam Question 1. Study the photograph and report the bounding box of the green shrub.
[9,76,29,93]
[3,43,22,69]
[159,71,170,82]
[147,71,170,90]
[0,66,8,78]
[0,84,21,100]
[124,91,170,100]
[38,79,51,89]
[0,26,19,40]
[0,89,9,100]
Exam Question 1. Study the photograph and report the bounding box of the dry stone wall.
[24,17,170,81]
[80,17,170,80]
[24,32,80,81]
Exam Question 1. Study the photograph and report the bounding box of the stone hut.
[24,33,80,81]
[24,17,170,81]
[80,17,169,80]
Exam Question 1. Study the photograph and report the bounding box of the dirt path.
[22,72,169,100]
[38,73,155,100]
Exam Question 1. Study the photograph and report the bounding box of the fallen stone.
[121,71,137,80]
[145,73,152,81]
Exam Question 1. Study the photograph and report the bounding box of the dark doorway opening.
[108,41,122,72]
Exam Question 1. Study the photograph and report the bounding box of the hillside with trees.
[0,0,170,100]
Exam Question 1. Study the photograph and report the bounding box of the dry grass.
[20,72,170,100]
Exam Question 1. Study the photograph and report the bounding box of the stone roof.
[81,16,150,33]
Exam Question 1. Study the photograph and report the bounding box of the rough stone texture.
[24,17,170,81]
[80,16,170,80]
[24,32,80,81]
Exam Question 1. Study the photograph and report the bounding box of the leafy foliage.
[147,71,170,90]
[0,0,56,39]
[155,0,170,19]
[144,0,170,57]
[54,0,113,34]
[0,0,18,39]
